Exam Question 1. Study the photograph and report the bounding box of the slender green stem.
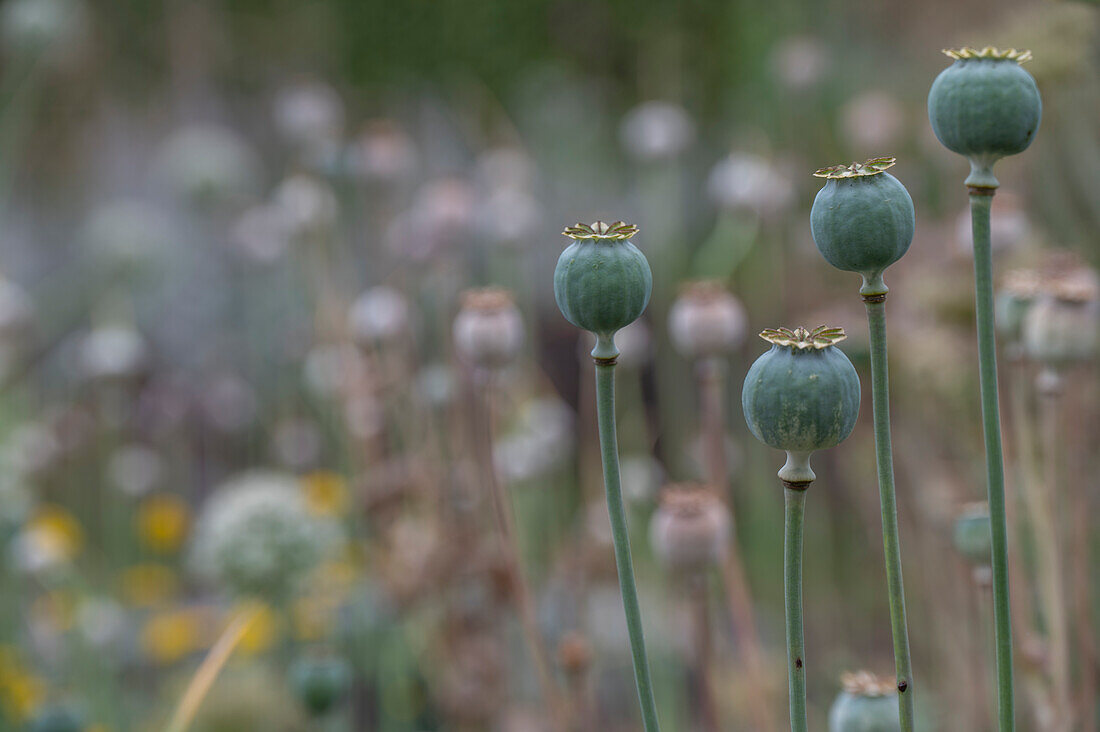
[594,355,661,732]
[969,190,1016,731]
[783,486,808,732]
[864,298,916,731]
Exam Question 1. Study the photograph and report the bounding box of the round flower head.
[668,280,747,359]
[452,288,525,370]
[554,221,652,360]
[811,157,915,296]
[742,326,860,484]
[620,101,695,161]
[928,47,1041,186]
[190,471,340,601]
[348,285,410,346]
[828,671,901,732]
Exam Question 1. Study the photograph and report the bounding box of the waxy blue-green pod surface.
[953,503,993,566]
[810,157,914,295]
[829,672,902,732]
[742,326,860,482]
[928,47,1041,170]
[554,221,652,353]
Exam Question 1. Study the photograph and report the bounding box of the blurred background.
[0,0,1098,729]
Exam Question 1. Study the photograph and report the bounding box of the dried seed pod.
[452,288,525,369]
[668,280,747,359]
[649,483,731,571]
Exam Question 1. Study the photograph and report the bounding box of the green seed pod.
[554,221,652,360]
[828,672,901,732]
[810,157,915,296]
[928,47,1041,187]
[742,326,860,484]
[290,656,352,717]
[953,502,992,566]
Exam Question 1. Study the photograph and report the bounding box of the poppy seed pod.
[928,48,1041,186]
[290,656,352,717]
[1022,270,1100,371]
[953,502,992,567]
[742,326,860,485]
[828,671,902,732]
[452,288,525,370]
[810,157,915,296]
[668,280,747,359]
[554,221,652,360]
[648,484,731,571]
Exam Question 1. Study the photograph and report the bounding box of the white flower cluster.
[191,471,340,600]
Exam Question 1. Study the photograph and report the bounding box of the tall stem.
[783,485,808,732]
[594,354,661,732]
[475,377,567,731]
[864,297,916,730]
[969,189,1016,730]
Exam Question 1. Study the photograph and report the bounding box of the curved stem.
[970,190,1016,731]
[864,297,916,731]
[783,486,808,732]
[594,358,661,732]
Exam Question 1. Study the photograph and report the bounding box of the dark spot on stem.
[795,658,803,669]
[898,680,908,693]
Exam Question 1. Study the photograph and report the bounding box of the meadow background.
[0,0,1097,729]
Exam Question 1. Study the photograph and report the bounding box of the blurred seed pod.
[476,187,542,248]
[453,288,525,370]
[82,199,173,275]
[155,126,261,206]
[272,174,339,238]
[0,0,87,61]
[1022,267,1100,372]
[352,119,418,184]
[771,36,830,91]
[707,152,795,218]
[669,280,747,359]
[77,324,148,383]
[289,655,352,718]
[649,483,731,572]
[348,285,410,346]
[273,78,345,150]
[105,443,163,498]
[840,91,906,152]
[952,502,992,567]
[620,101,695,162]
[828,671,901,731]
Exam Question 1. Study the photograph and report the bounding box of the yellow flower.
[0,647,45,722]
[119,564,179,608]
[235,602,280,655]
[300,472,348,516]
[140,609,202,664]
[26,505,84,561]
[135,493,191,554]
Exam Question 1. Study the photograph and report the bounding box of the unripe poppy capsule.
[828,671,902,732]
[810,157,915,297]
[928,47,1041,188]
[554,221,652,360]
[742,326,860,485]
